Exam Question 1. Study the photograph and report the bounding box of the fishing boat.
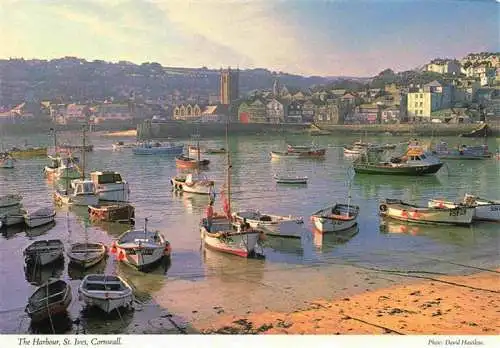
[78,274,134,313]
[25,279,72,323]
[432,141,492,160]
[0,194,22,209]
[287,143,315,152]
[273,174,308,184]
[353,143,443,175]
[24,207,56,228]
[132,141,184,155]
[90,171,130,202]
[54,179,99,206]
[24,239,64,266]
[112,141,135,150]
[428,194,500,222]
[270,148,326,159]
[200,122,264,258]
[112,219,171,270]
[311,203,359,233]
[379,198,474,225]
[67,242,107,268]
[43,155,80,177]
[343,146,366,155]
[188,144,205,157]
[0,152,15,168]
[171,173,215,195]
[232,209,304,238]
[205,147,226,154]
[88,203,135,223]
[9,146,47,158]
[175,155,210,169]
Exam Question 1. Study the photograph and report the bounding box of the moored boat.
[59,144,94,152]
[232,209,304,238]
[24,239,64,266]
[175,155,210,169]
[379,198,474,225]
[112,141,135,150]
[113,219,171,270]
[67,242,107,268]
[188,144,204,157]
[428,194,500,222]
[205,147,226,154]
[0,194,23,209]
[270,148,326,159]
[0,152,15,168]
[78,274,134,314]
[171,173,215,195]
[433,141,492,160]
[10,146,47,158]
[88,203,135,223]
[132,141,184,155]
[273,174,308,184]
[311,203,359,233]
[54,179,99,206]
[25,280,72,323]
[90,171,130,202]
[24,207,56,228]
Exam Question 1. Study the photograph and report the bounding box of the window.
[415,102,418,107]
[420,94,423,98]
[420,102,423,107]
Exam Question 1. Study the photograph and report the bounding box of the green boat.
[353,143,444,176]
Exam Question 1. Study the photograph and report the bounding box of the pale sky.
[0,0,498,76]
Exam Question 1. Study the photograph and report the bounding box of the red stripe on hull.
[204,242,249,258]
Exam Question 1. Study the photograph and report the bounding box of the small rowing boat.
[273,174,308,184]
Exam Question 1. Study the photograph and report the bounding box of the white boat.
[24,207,56,228]
[90,171,130,202]
[380,198,474,225]
[428,194,500,222]
[113,219,171,270]
[171,173,215,195]
[311,203,359,233]
[25,280,72,323]
[0,152,15,168]
[112,141,135,150]
[188,144,204,157]
[78,274,134,314]
[67,242,107,268]
[0,206,26,227]
[132,141,184,155]
[232,209,304,238]
[0,194,23,209]
[54,179,99,206]
[273,174,308,184]
[24,239,64,266]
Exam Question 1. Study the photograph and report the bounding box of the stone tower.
[220,67,239,105]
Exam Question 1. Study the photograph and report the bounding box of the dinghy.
[232,209,304,238]
[273,174,308,184]
[67,242,107,268]
[311,203,360,233]
[0,194,23,209]
[25,279,72,323]
[23,240,64,266]
[379,198,474,225]
[24,207,56,228]
[78,274,134,314]
[171,173,215,195]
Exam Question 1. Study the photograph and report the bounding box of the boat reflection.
[89,220,133,238]
[29,312,73,334]
[1,223,24,239]
[67,256,108,280]
[379,218,478,246]
[312,224,359,253]
[24,258,65,286]
[354,174,444,198]
[25,221,56,239]
[78,304,134,333]
[116,257,171,302]
[172,191,212,214]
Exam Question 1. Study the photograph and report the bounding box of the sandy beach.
[198,269,500,335]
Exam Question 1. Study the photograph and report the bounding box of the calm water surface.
[1,132,499,333]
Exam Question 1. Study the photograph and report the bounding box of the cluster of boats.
[0,194,56,230]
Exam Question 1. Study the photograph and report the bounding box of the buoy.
[110,242,117,254]
[118,250,125,261]
[164,243,172,255]
[379,204,388,212]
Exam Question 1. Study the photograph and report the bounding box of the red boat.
[175,155,210,169]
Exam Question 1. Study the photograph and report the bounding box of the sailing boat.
[199,120,264,258]
[310,174,360,233]
[53,126,99,206]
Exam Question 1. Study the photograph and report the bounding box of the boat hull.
[310,204,360,233]
[26,282,72,323]
[428,198,500,222]
[115,246,166,270]
[353,162,443,175]
[68,243,107,269]
[79,293,133,313]
[24,241,64,266]
[132,145,184,155]
[175,157,210,169]
[78,275,134,313]
[380,199,474,225]
[0,210,25,227]
[54,191,99,206]
[89,204,135,222]
[96,183,130,202]
[171,177,214,194]
[24,212,56,228]
[232,211,304,238]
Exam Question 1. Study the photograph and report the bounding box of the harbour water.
[0,132,499,334]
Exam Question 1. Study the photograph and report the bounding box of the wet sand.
[198,269,500,334]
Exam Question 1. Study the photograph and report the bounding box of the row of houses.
[426,55,499,86]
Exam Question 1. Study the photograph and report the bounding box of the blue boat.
[132,141,184,155]
[433,141,492,160]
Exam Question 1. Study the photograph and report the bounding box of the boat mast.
[81,125,86,179]
[225,118,231,215]
[50,128,58,156]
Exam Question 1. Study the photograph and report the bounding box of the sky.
[0,0,498,77]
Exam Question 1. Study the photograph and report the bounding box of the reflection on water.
[1,224,25,239]
[67,256,107,281]
[29,312,73,334]
[25,222,57,239]
[313,224,359,253]
[24,258,65,286]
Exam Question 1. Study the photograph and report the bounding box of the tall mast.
[50,128,58,155]
[225,117,231,214]
[81,125,86,179]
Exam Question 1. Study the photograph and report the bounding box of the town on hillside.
[0,52,499,129]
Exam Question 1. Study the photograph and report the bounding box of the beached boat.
[353,144,443,176]
[311,203,359,233]
[113,219,171,270]
[78,274,134,314]
[428,194,500,222]
[273,174,308,184]
[25,280,72,323]
[0,194,22,209]
[232,209,304,238]
[433,141,492,160]
[54,179,99,206]
[0,152,15,168]
[175,155,210,169]
[67,242,107,268]
[24,207,56,228]
[88,203,135,223]
[24,239,64,266]
[10,146,47,158]
[90,171,130,202]
[171,173,215,195]
[379,198,474,225]
[132,141,184,155]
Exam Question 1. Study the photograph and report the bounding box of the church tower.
[272,78,281,97]
[220,67,239,105]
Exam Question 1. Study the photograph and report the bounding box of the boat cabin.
[91,171,124,185]
[68,179,96,196]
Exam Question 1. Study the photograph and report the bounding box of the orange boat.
[175,155,210,169]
